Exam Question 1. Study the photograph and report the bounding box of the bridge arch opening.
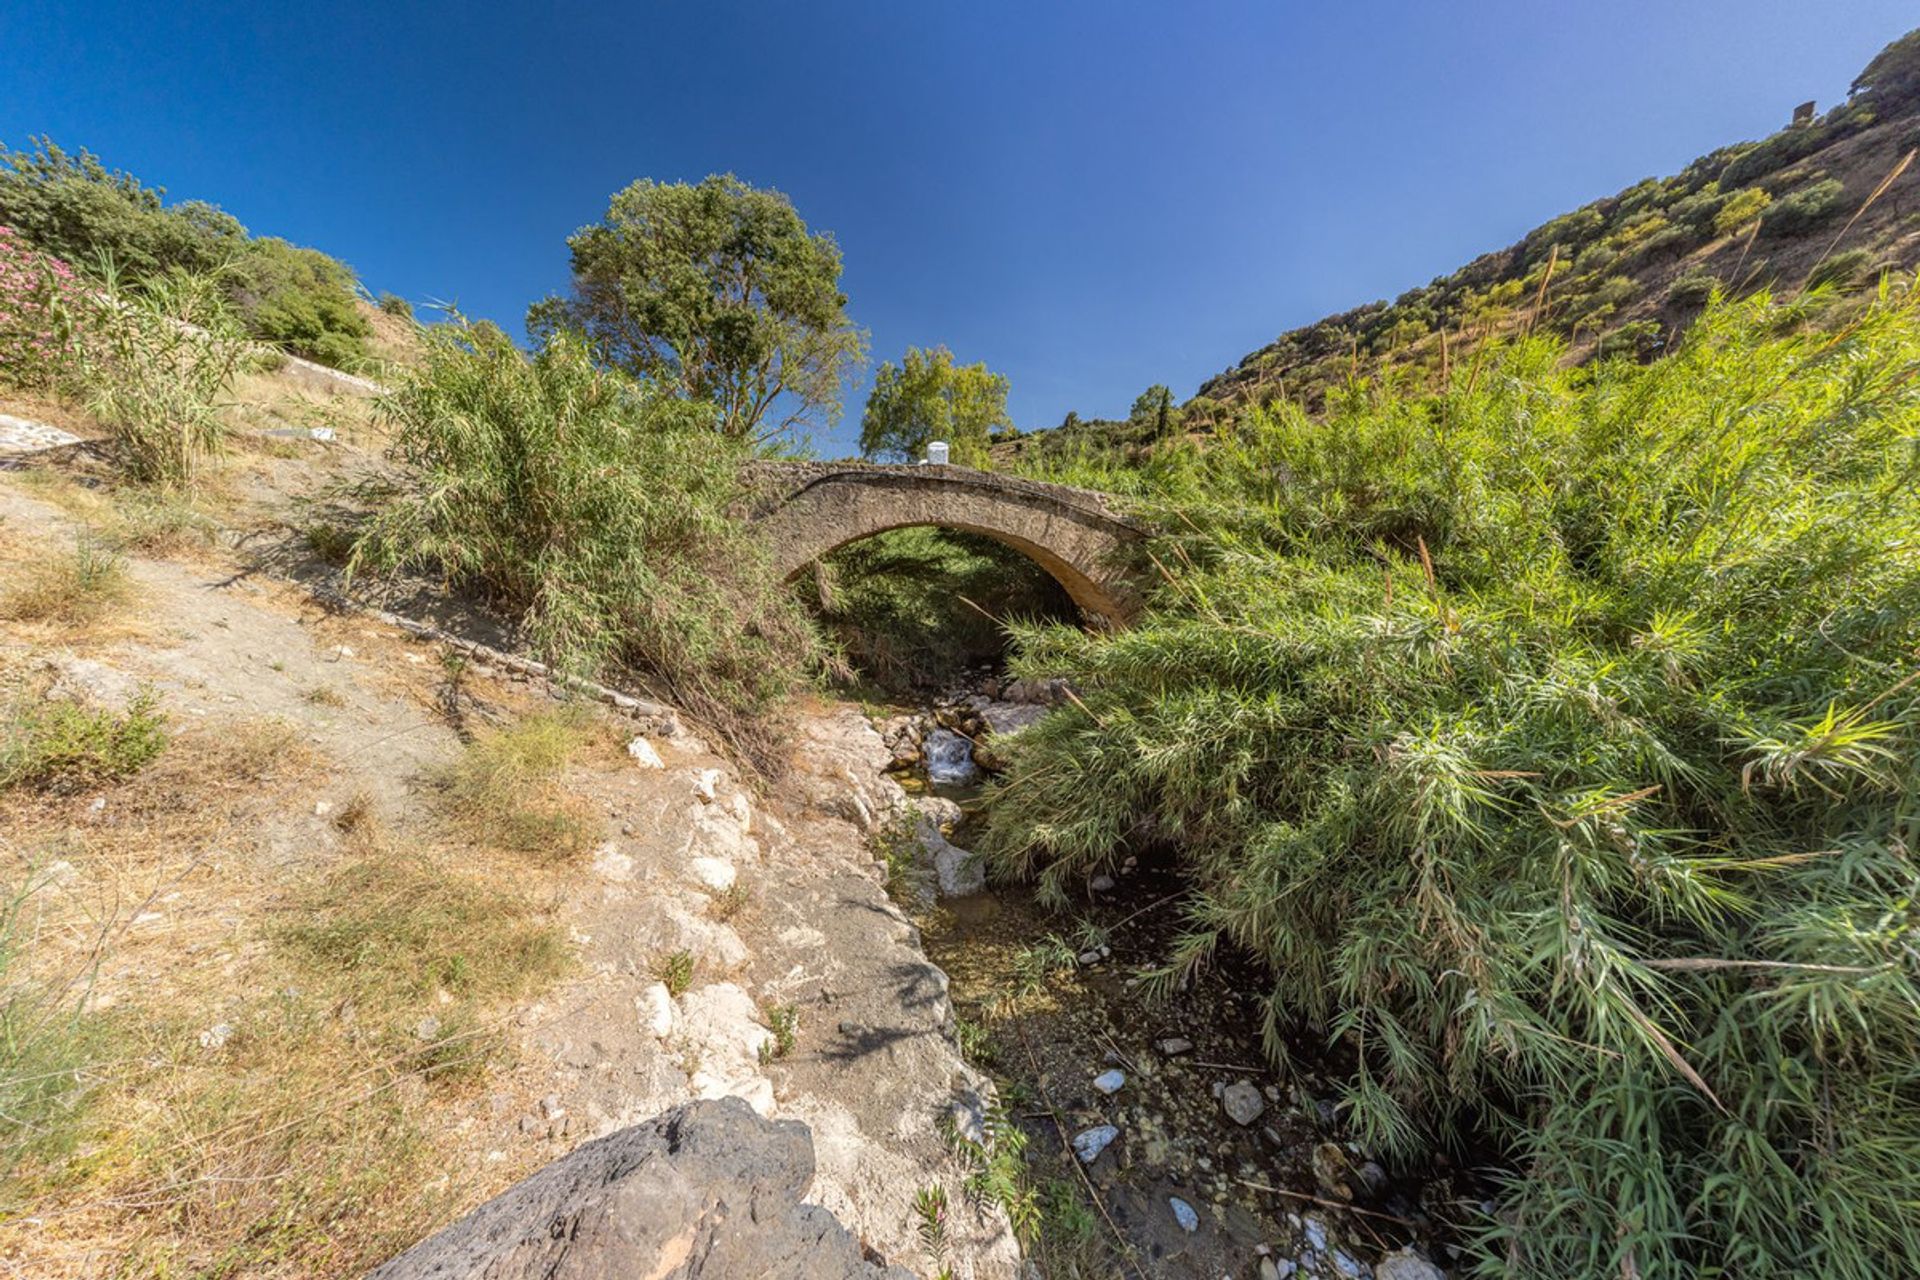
[749,463,1145,629]
[799,525,1085,693]
[746,464,1143,694]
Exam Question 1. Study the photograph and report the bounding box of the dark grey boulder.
[367,1097,911,1279]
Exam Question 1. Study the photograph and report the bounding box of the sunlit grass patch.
[438,706,598,860]
[278,851,570,1005]
[0,533,131,628]
[0,691,166,792]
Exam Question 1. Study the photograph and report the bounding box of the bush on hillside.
[1666,271,1720,307]
[0,137,370,370]
[1764,178,1848,236]
[225,237,370,369]
[1807,247,1876,291]
[0,226,82,389]
[348,322,821,770]
[983,292,1920,1278]
[1712,186,1772,237]
[57,264,246,487]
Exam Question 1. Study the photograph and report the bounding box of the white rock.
[693,768,722,802]
[1303,1214,1329,1252]
[198,1023,233,1050]
[677,983,772,1066]
[539,1093,565,1120]
[729,791,752,832]
[1093,1069,1126,1095]
[919,823,985,896]
[689,856,737,892]
[637,983,674,1038]
[689,1070,776,1117]
[625,736,665,769]
[1157,1037,1193,1056]
[591,843,635,882]
[1168,1196,1199,1233]
[1089,874,1115,892]
[1375,1249,1446,1280]
[1071,1124,1119,1163]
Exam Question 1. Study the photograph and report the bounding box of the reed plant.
[349,322,822,770]
[982,285,1920,1278]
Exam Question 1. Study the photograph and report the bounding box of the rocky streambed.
[874,679,1470,1280]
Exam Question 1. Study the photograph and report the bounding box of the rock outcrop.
[366,1097,912,1280]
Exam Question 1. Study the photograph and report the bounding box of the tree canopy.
[0,137,371,368]
[859,345,1010,467]
[1128,383,1180,439]
[527,174,864,444]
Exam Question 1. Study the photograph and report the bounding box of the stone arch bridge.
[743,462,1147,625]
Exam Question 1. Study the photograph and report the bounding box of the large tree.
[859,346,1010,467]
[527,174,864,444]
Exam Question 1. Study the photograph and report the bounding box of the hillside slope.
[1192,30,1920,417]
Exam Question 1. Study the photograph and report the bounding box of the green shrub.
[982,292,1920,1278]
[349,322,821,770]
[1667,272,1720,307]
[226,237,370,368]
[1713,187,1772,237]
[1807,248,1875,291]
[1763,178,1847,236]
[376,292,413,320]
[1595,317,1663,359]
[0,692,167,791]
[0,137,368,369]
[0,138,242,281]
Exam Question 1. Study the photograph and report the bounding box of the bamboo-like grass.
[982,286,1920,1278]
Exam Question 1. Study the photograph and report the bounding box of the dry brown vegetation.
[0,601,589,1277]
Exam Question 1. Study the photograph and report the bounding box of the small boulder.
[1157,1037,1194,1057]
[637,983,674,1038]
[689,856,737,892]
[1071,1124,1119,1163]
[1168,1196,1199,1233]
[1222,1081,1266,1126]
[1092,1069,1126,1095]
[625,736,665,769]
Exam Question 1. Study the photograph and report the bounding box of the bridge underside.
[747,465,1144,626]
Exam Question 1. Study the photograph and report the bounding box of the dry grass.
[0,706,574,1278]
[6,467,223,561]
[0,533,132,629]
[222,369,383,452]
[438,707,600,861]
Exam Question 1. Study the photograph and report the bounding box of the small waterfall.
[924,727,979,786]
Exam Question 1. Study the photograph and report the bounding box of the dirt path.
[0,467,1016,1278]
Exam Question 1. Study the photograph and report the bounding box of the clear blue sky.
[3,1,1913,455]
